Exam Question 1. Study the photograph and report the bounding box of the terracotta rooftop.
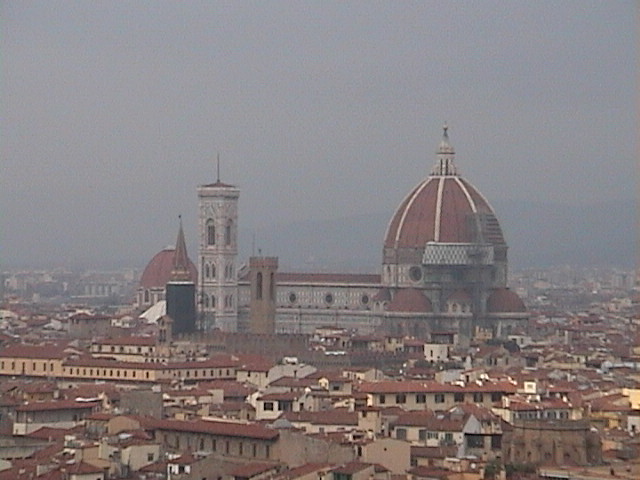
[142,417,279,440]
[16,399,99,412]
[275,273,381,285]
[0,344,68,359]
[387,289,433,313]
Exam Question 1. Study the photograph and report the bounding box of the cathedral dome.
[384,126,505,251]
[387,288,433,313]
[486,288,526,313]
[140,248,197,289]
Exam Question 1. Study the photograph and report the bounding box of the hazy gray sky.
[2,1,636,268]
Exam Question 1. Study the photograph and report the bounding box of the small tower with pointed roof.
[166,217,197,335]
[197,157,240,332]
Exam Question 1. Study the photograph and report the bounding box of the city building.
[138,126,528,343]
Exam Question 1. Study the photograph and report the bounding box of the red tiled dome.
[372,288,392,302]
[486,288,526,313]
[139,248,197,289]
[384,176,504,249]
[384,127,505,251]
[387,289,433,313]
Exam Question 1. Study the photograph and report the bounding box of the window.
[147,453,154,462]
[444,432,453,444]
[256,272,263,300]
[419,429,427,441]
[409,266,422,281]
[396,428,407,440]
[211,264,216,278]
[395,394,406,404]
[264,402,274,411]
[205,264,210,278]
[270,272,275,301]
[466,434,484,448]
[473,393,484,403]
[416,393,427,403]
[491,435,502,450]
[225,221,232,245]
[435,393,445,403]
[207,220,215,245]
[454,393,465,402]
[379,394,386,404]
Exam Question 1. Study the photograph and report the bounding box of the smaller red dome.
[486,288,526,313]
[387,289,433,313]
[372,288,392,303]
[140,248,198,289]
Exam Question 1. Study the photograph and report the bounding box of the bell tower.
[197,160,239,332]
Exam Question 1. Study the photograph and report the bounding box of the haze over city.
[2,1,636,270]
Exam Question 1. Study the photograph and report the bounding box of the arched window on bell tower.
[225,220,232,245]
[207,219,215,246]
[270,272,275,301]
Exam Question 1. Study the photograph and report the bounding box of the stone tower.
[248,256,278,334]
[197,166,240,332]
[166,217,196,335]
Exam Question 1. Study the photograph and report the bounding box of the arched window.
[225,220,232,245]
[211,295,216,308]
[270,272,275,301]
[203,294,209,308]
[207,219,216,245]
[256,272,263,300]
[205,264,210,278]
[144,289,150,303]
[211,263,216,279]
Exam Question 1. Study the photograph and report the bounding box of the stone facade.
[197,180,239,332]
[502,420,602,466]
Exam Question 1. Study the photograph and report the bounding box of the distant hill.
[239,198,636,272]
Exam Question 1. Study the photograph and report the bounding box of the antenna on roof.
[216,152,220,183]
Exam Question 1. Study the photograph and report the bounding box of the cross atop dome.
[431,122,457,176]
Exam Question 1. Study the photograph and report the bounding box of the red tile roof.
[139,248,197,289]
[142,417,279,440]
[0,344,68,359]
[16,399,99,412]
[387,289,433,313]
[359,380,517,394]
[275,273,380,285]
